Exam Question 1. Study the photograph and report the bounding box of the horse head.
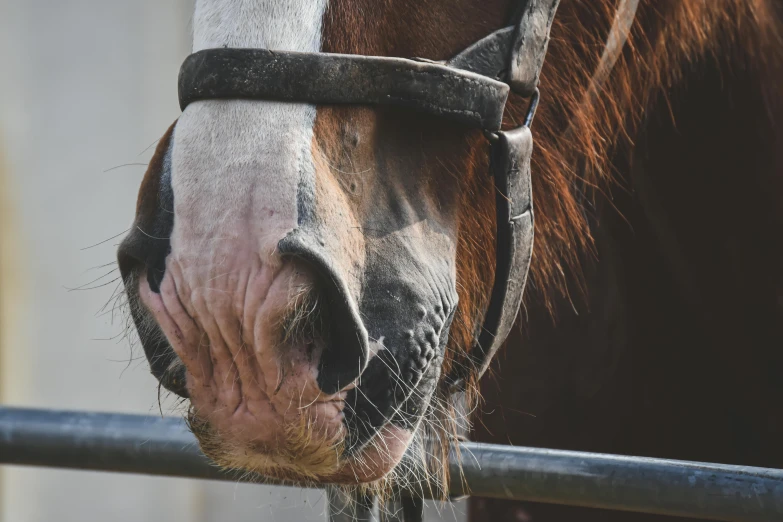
[117,0,625,486]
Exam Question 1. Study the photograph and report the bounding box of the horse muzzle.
[118,196,459,476]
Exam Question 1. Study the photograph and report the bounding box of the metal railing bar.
[1,406,781,522]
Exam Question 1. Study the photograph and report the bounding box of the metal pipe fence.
[1,406,782,521]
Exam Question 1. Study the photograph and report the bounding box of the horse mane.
[467,4,783,515]
[523,0,783,314]
[435,0,783,488]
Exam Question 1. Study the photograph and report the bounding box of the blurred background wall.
[0,1,464,521]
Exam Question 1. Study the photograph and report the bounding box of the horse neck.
[191,0,328,52]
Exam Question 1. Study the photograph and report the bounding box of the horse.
[116,0,783,517]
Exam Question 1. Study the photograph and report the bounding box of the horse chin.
[191,409,414,484]
[325,425,415,484]
[182,367,417,484]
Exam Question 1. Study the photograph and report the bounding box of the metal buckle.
[483,86,541,144]
[524,87,540,127]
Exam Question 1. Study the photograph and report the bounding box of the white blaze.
[171,0,328,260]
[192,0,326,52]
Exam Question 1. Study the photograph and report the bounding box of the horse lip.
[277,229,370,395]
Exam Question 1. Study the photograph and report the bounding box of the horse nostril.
[118,124,175,293]
[146,249,168,293]
[278,231,370,395]
[117,228,171,294]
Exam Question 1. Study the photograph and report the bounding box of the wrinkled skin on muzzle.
[118,104,467,482]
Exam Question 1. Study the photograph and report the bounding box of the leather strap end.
[508,0,561,97]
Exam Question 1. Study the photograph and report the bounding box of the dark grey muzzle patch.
[344,240,457,451]
[284,186,460,452]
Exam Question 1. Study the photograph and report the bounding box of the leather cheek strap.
[447,0,640,387]
[508,0,561,96]
[445,126,535,390]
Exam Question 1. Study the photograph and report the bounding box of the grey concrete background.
[0,1,466,521]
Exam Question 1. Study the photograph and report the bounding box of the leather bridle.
[178,0,639,395]
[177,0,638,518]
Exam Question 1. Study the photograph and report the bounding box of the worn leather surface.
[179,48,510,131]
[476,127,535,377]
[448,127,535,388]
[509,0,561,96]
[448,26,516,81]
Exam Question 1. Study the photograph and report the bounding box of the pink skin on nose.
[138,248,347,451]
[137,248,415,481]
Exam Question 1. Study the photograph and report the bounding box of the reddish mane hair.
[532,0,782,305]
[474,1,783,519]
